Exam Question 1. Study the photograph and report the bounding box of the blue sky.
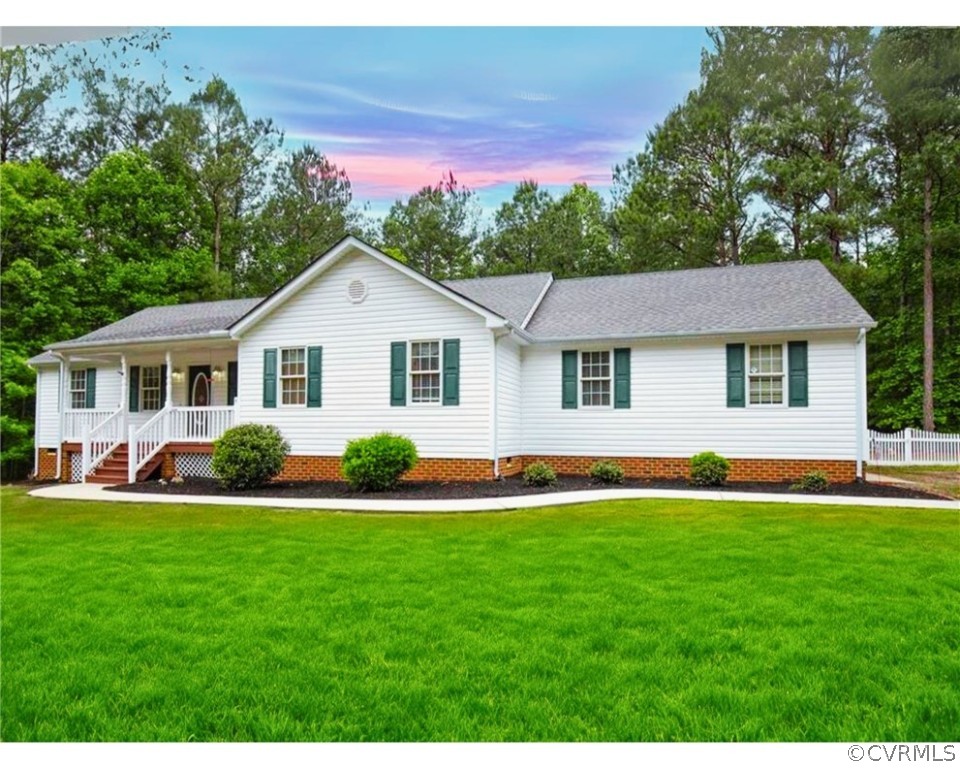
[152,27,711,217]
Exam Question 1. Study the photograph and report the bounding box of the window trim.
[69,369,88,410]
[579,349,613,409]
[279,347,307,408]
[408,339,442,406]
[140,365,163,412]
[747,342,786,408]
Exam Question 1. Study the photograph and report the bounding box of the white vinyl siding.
[35,366,61,446]
[496,336,522,457]
[521,332,859,461]
[236,249,492,459]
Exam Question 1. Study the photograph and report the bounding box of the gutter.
[524,322,877,345]
[45,330,232,353]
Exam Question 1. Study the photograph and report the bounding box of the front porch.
[54,341,239,483]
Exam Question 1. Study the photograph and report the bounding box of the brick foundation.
[277,455,496,482]
[275,453,855,484]
[521,455,857,484]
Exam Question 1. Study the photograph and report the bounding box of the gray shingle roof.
[524,260,874,339]
[27,351,59,365]
[443,272,552,328]
[48,298,262,348]
[40,259,873,355]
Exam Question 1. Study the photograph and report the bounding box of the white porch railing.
[81,409,125,482]
[169,406,235,443]
[65,409,115,441]
[129,406,235,482]
[869,428,960,466]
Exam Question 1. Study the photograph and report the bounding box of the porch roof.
[45,298,262,351]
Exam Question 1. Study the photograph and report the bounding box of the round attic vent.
[347,278,368,304]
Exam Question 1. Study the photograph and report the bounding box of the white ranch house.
[30,237,875,485]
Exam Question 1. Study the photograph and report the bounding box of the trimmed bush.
[590,460,625,485]
[212,424,290,491]
[341,432,418,492]
[791,470,830,493]
[523,461,557,487]
[689,451,730,487]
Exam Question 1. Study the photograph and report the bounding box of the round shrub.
[590,460,625,485]
[523,461,557,487]
[341,432,418,492]
[689,451,730,487]
[212,423,290,491]
[790,469,830,493]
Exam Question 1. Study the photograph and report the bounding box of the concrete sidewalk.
[28,481,960,512]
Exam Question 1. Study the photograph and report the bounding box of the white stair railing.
[128,406,172,483]
[65,409,115,441]
[81,409,124,482]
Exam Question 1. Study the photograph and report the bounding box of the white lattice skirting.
[70,453,84,483]
[174,453,215,478]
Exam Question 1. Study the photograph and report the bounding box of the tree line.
[2,27,958,478]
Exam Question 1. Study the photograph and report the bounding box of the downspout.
[53,352,67,481]
[491,331,500,479]
[855,328,867,480]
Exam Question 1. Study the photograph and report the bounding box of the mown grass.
[1,485,957,741]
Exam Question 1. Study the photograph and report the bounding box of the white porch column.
[57,355,67,480]
[165,350,173,408]
[120,354,128,430]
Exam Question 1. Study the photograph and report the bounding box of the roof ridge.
[550,259,820,284]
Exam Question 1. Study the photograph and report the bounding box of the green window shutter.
[726,344,745,408]
[85,368,97,409]
[613,348,631,409]
[129,366,140,412]
[390,342,407,406]
[263,348,277,408]
[788,341,808,407]
[227,361,238,406]
[562,350,578,409]
[159,365,168,408]
[442,338,460,406]
[307,346,322,408]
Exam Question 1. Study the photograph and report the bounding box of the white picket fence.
[869,428,960,466]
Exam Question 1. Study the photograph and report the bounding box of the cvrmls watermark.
[848,745,956,762]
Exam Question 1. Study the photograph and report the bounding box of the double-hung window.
[70,370,88,409]
[280,348,306,406]
[580,350,611,407]
[748,344,784,405]
[410,341,441,404]
[141,366,162,411]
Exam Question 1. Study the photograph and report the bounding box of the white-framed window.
[280,347,306,406]
[70,370,88,409]
[141,365,162,411]
[410,340,441,404]
[581,350,611,407]
[749,344,784,405]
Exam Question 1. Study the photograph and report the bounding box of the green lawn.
[2,486,957,742]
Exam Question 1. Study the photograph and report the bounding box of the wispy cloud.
[513,91,557,102]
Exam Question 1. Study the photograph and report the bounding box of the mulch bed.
[106,474,948,500]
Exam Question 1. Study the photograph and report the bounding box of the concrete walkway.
[28,481,960,512]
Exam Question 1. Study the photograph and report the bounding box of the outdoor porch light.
[171,368,184,383]
[211,365,225,383]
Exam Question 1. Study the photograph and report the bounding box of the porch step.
[86,444,163,485]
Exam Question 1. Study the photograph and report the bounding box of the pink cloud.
[327,152,609,199]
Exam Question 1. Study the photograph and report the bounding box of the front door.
[188,366,211,439]
[189,366,211,407]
